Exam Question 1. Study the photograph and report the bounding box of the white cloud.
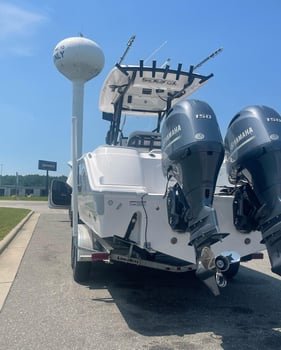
[0,3,48,55]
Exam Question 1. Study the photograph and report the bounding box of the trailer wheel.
[71,237,91,283]
[223,261,240,279]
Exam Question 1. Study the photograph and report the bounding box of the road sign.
[38,160,57,171]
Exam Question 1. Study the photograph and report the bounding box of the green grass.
[0,196,47,201]
[0,207,31,241]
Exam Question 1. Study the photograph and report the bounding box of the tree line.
[0,174,67,187]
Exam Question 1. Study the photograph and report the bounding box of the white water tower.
[53,36,104,158]
[53,36,104,236]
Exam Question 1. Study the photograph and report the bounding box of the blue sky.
[1,0,281,176]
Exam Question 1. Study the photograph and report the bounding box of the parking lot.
[0,202,281,349]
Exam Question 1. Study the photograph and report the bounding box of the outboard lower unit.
[225,105,281,276]
[161,99,227,255]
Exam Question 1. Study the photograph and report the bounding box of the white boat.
[50,37,281,295]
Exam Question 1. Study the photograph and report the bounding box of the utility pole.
[0,164,3,186]
[16,172,19,199]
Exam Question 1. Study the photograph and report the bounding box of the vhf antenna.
[193,47,223,71]
[118,35,136,65]
[144,40,167,64]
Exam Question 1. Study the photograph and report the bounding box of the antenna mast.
[144,40,167,64]
[118,35,136,65]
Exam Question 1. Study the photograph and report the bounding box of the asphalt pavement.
[0,201,67,310]
[1,201,281,349]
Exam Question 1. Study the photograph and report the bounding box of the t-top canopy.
[99,60,213,116]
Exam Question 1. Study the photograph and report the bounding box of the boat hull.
[77,145,265,265]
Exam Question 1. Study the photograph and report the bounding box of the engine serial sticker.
[266,117,281,123]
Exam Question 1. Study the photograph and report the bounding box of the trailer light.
[91,252,110,261]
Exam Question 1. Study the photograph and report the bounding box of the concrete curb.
[0,210,34,255]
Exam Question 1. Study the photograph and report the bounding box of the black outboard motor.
[225,105,281,276]
[161,99,226,254]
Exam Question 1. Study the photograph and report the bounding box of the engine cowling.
[225,105,281,275]
[161,99,226,250]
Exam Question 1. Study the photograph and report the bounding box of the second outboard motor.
[225,105,281,276]
[161,99,226,254]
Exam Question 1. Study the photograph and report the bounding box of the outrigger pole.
[118,35,136,65]
[193,47,223,71]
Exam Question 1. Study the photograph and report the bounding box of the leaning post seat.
[127,131,161,150]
